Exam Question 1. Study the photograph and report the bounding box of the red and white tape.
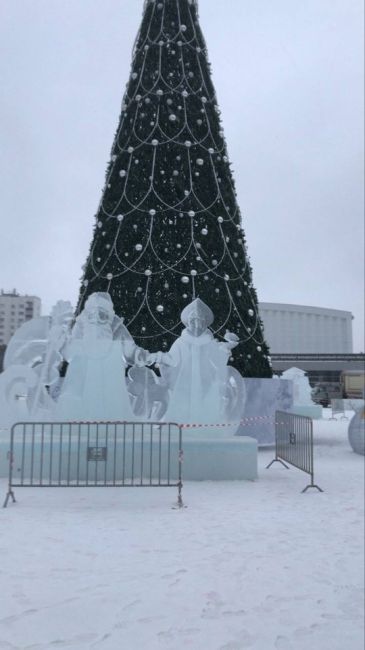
[181,415,277,429]
[2,415,281,430]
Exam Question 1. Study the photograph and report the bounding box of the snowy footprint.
[274,635,293,650]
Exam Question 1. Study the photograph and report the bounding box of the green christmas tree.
[77,0,272,378]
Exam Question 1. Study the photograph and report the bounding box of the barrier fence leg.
[267,414,290,470]
[302,433,323,492]
[302,484,323,493]
[176,480,184,509]
[3,488,16,508]
[302,473,323,493]
[173,440,186,509]
[3,437,16,508]
[266,458,290,470]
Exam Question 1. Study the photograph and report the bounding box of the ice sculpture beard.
[83,307,114,344]
[86,307,111,326]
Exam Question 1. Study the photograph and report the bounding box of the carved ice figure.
[281,367,314,406]
[0,365,39,431]
[127,366,169,421]
[2,300,74,418]
[55,292,151,421]
[156,298,245,426]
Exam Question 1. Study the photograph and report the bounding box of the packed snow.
[0,412,363,650]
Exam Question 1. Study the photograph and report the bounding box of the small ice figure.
[2,300,74,417]
[156,298,244,426]
[55,292,151,421]
[281,367,314,406]
[127,366,169,421]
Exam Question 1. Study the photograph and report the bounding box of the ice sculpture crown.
[181,298,214,328]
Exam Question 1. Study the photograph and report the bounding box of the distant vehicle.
[312,370,365,407]
[311,382,342,408]
[341,370,365,399]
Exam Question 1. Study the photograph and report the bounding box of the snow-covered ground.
[0,412,363,650]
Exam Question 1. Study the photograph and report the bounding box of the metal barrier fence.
[266,411,323,493]
[3,421,184,508]
[330,399,348,420]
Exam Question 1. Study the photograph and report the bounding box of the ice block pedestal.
[180,435,258,480]
[0,434,258,481]
[289,405,323,420]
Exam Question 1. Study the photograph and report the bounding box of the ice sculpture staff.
[156,298,243,425]
[56,292,151,421]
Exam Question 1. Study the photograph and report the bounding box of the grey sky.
[0,0,363,350]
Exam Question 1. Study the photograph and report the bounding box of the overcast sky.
[0,0,364,350]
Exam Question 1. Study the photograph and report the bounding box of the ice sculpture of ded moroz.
[54,292,153,421]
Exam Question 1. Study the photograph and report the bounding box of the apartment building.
[0,290,41,345]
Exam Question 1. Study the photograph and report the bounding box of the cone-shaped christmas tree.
[77,0,272,378]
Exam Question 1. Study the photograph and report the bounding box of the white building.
[0,290,41,345]
[258,302,353,354]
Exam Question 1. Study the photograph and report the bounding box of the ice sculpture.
[156,298,245,430]
[55,292,152,421]
[348,404,365,455]
[281,367,322,419]
[0,300,74,423]
[127,366,168,420]
[237,377,293,446]
[281,367,314,406]
[0,365,38,431]
[0,294,247,431]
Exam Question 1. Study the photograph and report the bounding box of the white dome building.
[258,303,353,354]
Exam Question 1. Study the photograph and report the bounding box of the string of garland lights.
[77,0,272,378]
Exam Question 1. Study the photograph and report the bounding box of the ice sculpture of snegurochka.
[156,298,245,428]
[0,293,245,432]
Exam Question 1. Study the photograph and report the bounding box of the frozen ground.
[0,412,363,650]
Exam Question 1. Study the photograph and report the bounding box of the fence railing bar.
[93,423,98,486]
[113,423,117,487]
[49,424,54,486]
[122,423,126,485]
[177,426,183,508]
[58,424,63,486]
[39,423,45,486]
[131,423,135,486]
[30,423,35,486]
[76,424,81,487]
[104,425,108,486]
[158,425,162,485]
[167,424,171,485]
[140,424,144,486]
[67,423,72,485]
[86,424,90,486]
[149,423,153,486]
[303,419,306,472]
